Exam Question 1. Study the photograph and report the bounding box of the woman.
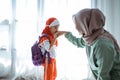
[59,8,120,80]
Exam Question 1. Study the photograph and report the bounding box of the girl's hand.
[38,43,41,48]
[49,31,68,50]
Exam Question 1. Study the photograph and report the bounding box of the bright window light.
[0,0,12,21]
[0,0,91,79]
[43,0,91,80]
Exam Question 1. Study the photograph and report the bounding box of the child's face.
[50,25,59,34]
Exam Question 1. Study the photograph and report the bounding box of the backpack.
[31,34,51,66]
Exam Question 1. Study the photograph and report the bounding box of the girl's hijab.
[41,17,58,46]
[73,8,120,53]
[42,26,54,43]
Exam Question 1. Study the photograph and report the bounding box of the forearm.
[65,32,85,48]
[49,38,56,50]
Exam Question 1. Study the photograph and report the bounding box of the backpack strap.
[43,50,51,64]
[39,34,51,64]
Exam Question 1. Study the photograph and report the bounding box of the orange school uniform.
[40,17,59,80]
[39,35,58,80]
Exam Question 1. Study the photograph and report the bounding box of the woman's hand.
[54,31,68,38]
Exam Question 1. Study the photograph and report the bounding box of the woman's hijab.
[73,8,120,53]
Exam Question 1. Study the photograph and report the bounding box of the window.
[0,0,91,79]
[0,0,12,77]
[42,0,91,79]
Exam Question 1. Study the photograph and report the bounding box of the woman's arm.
[65,32,85,48]
[94,39,115,80]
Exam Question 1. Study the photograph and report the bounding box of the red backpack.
[31,34,51,66]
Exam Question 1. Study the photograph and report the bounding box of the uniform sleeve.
[65,32,85,48]
[94,39,115,80]
[40,39,50,52]
[40,38,56,58]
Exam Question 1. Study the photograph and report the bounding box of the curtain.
[0,0,13,80]
[15,0,43,80]
[0,0,91,80]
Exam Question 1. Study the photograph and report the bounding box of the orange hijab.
[41,17,58,46]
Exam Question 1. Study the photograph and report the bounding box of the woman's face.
[50,25,59,34]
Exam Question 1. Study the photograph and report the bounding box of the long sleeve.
[65,32,85,48]
[93,38,115,80]
[40,39,56,58]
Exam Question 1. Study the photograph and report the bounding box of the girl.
[39,17,60,80]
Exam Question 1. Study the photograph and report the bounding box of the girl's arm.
[49,31,67,50]
[49,37,56,50]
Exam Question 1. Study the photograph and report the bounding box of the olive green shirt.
[65,32,120,80]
